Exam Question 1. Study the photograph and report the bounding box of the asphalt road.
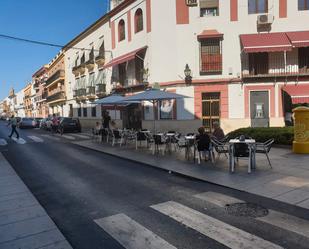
[1,121,309,249]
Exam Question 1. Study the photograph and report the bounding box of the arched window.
[134,8,143,33]
[118,19,125,42]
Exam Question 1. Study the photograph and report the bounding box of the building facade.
[23,83,33,117]
[33,66,49,118]
[45,52,67,116]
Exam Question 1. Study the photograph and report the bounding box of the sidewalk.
[0,153,72,249]
[73,139,309,210]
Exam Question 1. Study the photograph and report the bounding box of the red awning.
[240,33,292,53]
[197,29,223,40]
[286,31,309,48]
[103,46,147,68]
[283,84,309,104]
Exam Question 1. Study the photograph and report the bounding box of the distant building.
[33,65,49,118]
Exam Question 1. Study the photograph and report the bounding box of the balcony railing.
[46,70,65,86]
[242,52,309,79]
[96,84,106,95]
[46,91,66,103]
[87,86,96,96]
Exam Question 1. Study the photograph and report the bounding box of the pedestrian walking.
[51,114,59,134]
[8,115,19,139]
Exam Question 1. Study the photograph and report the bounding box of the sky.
[0,0,108,100]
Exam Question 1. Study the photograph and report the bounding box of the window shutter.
[200,0,219,8]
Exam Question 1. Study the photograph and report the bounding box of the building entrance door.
[250,91,269,127]
[202,92,220,132]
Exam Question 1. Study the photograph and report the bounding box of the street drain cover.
[225,203,268,218]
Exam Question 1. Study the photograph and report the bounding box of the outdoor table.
[228,139,256,173]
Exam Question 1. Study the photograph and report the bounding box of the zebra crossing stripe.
[41,134,61,141]
[27,136,44,143]
[151,201,283,249]
[94,213,177,249]
[0,139,7,146]
[257,210,309,238]
[11,137,26,144]
[194,191,243,207]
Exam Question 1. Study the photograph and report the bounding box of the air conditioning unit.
[257,14,274,25]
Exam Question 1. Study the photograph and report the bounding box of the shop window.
[200,38,222,74]
[135,8,143,33]
[248,0,268,14]
[299,0,309,10]
[118,19,125,42]
[200,0,219,17]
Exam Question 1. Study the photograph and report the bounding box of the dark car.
[59,117,81,134]
[19,118,36,129]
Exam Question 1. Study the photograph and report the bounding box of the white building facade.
[64,0,309,133]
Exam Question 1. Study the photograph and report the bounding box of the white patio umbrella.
[123,89,187,132]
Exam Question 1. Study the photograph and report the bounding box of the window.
[78,107,81,117]
[248,0,268,14]
[118,19,125,41]
[88,47,94,61]
[98,41,105,58]
[80,53,85,64]
[299,47,309,73]
[83,107,88,117]
[299,0,309,10]
[249,53,269,75]
[200,0,219,17]
[200,39,222,74]
[91,107,96,117]
[134,9,143,33]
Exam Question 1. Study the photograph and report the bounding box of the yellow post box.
[293,106,309,154]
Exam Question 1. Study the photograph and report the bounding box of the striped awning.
[286,31,309,48]
[283,84,309,104]
[240,32,293,53]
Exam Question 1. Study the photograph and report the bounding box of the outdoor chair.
[92,128,101,142]
[254,139,274,168]
[152,134,166,155]
[106,128,113,143]
[211,139,229,163]
[100,128,108,143]
[112,129,124,146]
[195,140,215,165]
[135,131,148,149]
[232,142,253,173]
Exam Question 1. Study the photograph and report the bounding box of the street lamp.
[184,64,192,85]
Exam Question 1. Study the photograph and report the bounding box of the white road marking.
[56,134,76,140]
[41,134,61,141]
[0,139,7,146]
[11,137,26,144]
[95,213,177,249]
[70,134,90,139]
[151,201,283,249]
[257,210,309,238]
[194,191,244,207]
[27,136,44,143]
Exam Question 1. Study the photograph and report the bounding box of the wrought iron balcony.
[96,84,106,95]
[95,55,105,67]
[87,86,96,96]
[46,91,66,103]
[46,70,65,86]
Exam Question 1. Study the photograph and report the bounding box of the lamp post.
[184,64,192,85]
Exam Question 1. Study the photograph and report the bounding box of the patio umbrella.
[94,94,127,121]
[123,89,188,132]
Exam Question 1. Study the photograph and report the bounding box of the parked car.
[59,117,81,134]
[19,118,36,129]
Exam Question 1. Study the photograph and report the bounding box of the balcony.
[85,60,95,72]
[46,91,66,104]
[87,86,96,99]
[75,88,87,101]
[241,48,309,80]
[95,55,105,68]
[95,84,106,97]
[46,70,65,87]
